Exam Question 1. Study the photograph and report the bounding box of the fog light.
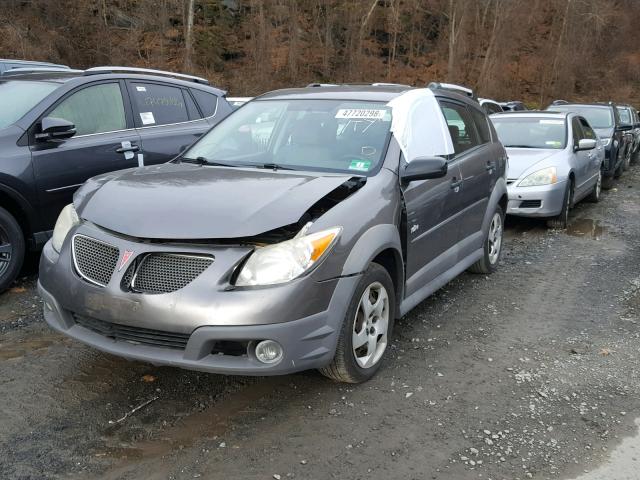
[254,340,283,364]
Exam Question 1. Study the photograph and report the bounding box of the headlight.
[51,204,80,252]
[518,167,558,187]
[600,138,611,147]
[235,227,341,286]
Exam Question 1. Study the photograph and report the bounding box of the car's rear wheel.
[319,263,395,383]
[0,207,25,293]
[468,205,504,274]
[586,167,603,203]
[546,180,573,229]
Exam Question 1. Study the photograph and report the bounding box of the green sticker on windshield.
[348,160,372,171]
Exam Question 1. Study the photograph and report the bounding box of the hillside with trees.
[1,0,639,106]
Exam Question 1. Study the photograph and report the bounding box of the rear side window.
[439,101,480,155]
[49,83,126,136]
[191,89,219,118]
[130,83,190,126]
[470,107,491,144]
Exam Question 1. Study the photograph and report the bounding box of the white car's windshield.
[0,80,60,129]
[184,99,392,175]
[492,116,567,149]
[550,105,613,129]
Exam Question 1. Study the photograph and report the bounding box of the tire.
[623,148,632,171]
[546,180,573,229]
[319,263,395,383]
[632,148,640,165]
[614,154,625,178]
[0,207,25,293]
[602,174,615,190]
[468,205,504,274]
[586,167,603,203]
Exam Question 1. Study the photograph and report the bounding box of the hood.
[74,163,355,239]
[505,148,562,179]
[594,127,614,140]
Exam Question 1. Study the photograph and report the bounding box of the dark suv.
[616,104,640,164]
[547,102,632,189]
[0,67,232,291]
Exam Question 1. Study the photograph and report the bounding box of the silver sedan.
[490,111,605,228]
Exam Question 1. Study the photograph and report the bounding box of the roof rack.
[306,82,339,87]
[1,67,81,77]
[306,82,411,88]
[427,82,476,100]
[84,66,210,85]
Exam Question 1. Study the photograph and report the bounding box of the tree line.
[1,0,639,106]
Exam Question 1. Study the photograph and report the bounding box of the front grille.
[74,314,190,349]
[127,253,213,294]
[73,235,119,287]
[519,200,542,208]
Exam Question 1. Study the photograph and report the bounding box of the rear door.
[439,100,491,248]
[126,81,211,165]
[30,80,141,228]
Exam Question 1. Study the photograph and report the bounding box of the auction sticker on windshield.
[335,109,386,120]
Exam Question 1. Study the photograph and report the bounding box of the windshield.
[549,105,613,129]
[0,80,60,129]
[184,99,392,175]
[492,116,567,149]
[617,107,631,124]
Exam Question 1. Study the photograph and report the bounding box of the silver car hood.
[506,148,562,179]
[74,163,354,239]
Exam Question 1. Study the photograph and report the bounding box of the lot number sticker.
[335,109,386,120]
[140,112,156,125]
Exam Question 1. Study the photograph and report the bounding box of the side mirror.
[401,156,448,182]
[35,117,76,142]
[576,138,597,151]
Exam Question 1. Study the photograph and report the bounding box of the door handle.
[450,178,463,192]
[486,161,496,172]
[116,145,140,154]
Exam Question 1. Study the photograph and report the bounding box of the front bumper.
[506,180,567,218]
[38,225,361,376]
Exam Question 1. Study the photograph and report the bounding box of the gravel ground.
[1,167,640,480]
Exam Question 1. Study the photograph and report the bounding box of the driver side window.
[49,83,126,136]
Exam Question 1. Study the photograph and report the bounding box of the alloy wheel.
[487,212,503,265]
[352,281,390,369]
[0,225,12,278]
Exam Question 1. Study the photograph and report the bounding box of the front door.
[30,81,141,229]
[402,157,463,298]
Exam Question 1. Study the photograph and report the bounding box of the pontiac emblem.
[118,250,134,271]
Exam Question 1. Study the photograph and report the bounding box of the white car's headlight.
[600,138,611,147]
[51,204,80,252]
[518,167,558,187]
[235,227,341,286]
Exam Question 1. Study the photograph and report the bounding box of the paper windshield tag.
[136,86,147,92]
[335,109,386,120]
[140,112,155,125]
[348,160,372,171]
[539,119,564,125]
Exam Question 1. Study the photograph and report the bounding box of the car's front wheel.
[546,180,573,229]
[468,205,504,274]
[320,263,395,383]
[0,207,25,293]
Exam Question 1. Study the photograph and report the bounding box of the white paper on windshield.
[387,88,454,161]
[140,112,155,125]
[136,86,147,92]
[335,108,387,120]
[540,119,564,125]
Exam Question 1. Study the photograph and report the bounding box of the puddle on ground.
[568,418,640,480]
[566,219,607,239]
[0,337,56,360]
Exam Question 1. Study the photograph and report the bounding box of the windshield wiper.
[504,145,534,148]
[255,163,295,171]
[180,157,239,167]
